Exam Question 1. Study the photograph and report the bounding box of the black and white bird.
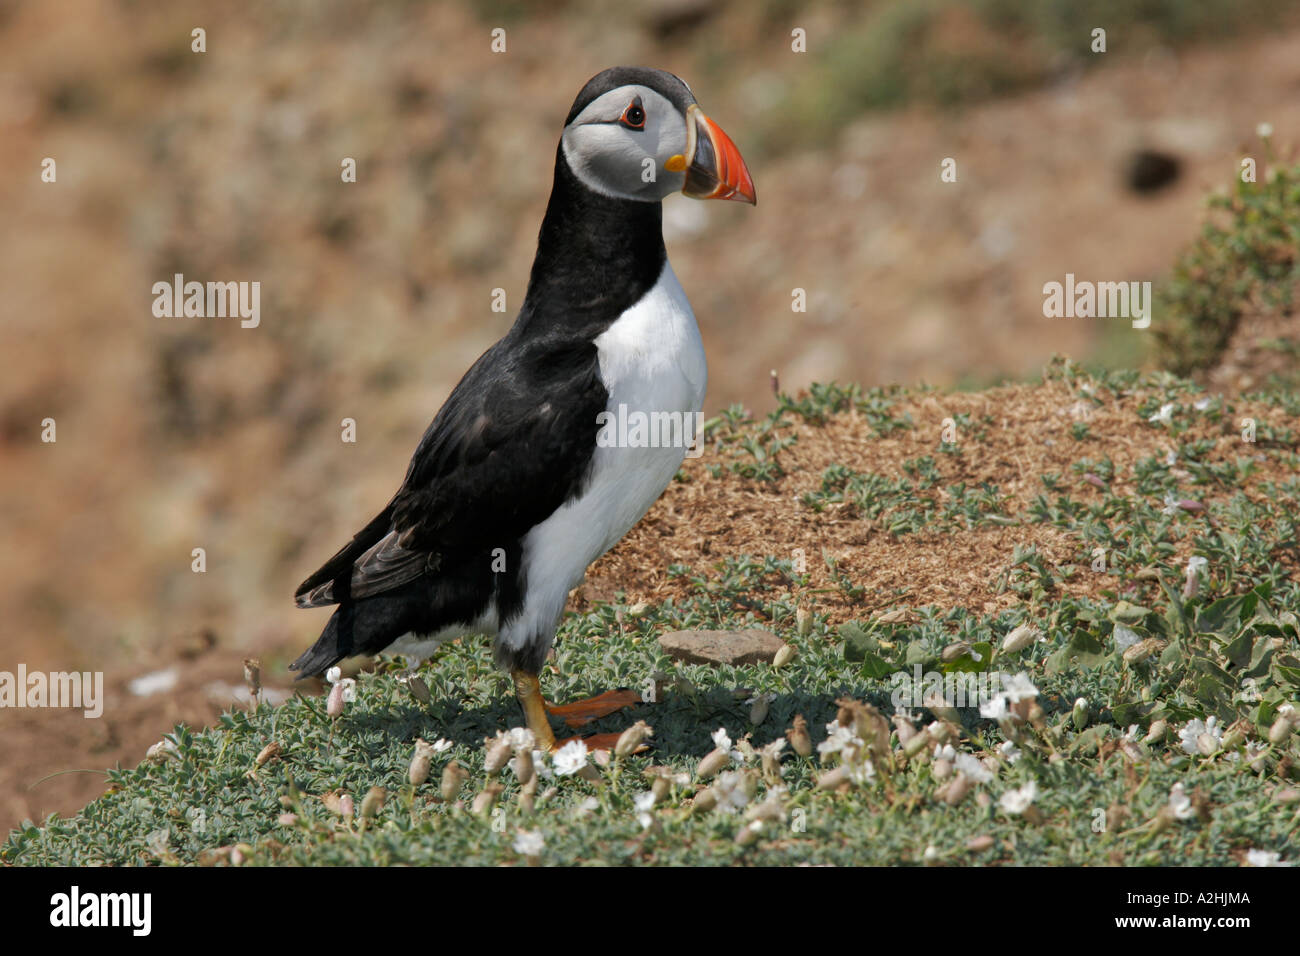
[291,66,755,750]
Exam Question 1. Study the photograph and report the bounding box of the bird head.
[560,67,756,206]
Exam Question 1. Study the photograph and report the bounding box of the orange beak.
[681,104,756,205]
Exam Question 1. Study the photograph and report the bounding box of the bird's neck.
[516,146,668,340]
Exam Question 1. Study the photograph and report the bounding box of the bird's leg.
[512,670,646,753]
[512,669,557,752]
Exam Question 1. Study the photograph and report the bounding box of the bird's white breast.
[501,260,706,650]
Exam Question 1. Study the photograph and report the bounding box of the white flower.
[933,743,956,762]
[1256,122,1274,139]
[817,721,860,757]
[325,666,342,684]
[1114,624,1141,651]
[1178,716,1222,755]
[430,738,453,753]
[1148,403,1175,425]
[999,780,1038,814]
[711,728,732,752]
[552,739,589,776]
[1193,396,1212,411]
[1003,673,1039,703]
[998,741,1022,763]
[633,791,656,813]
[847,760,876,786]
[505,727,536,750]
[1186,556,1208,577]
[1246,848,1288,867]
[955,752,992,783]
[1164,448,1178,466]
[923,844,939,861]
[1168,783,1195,820]
[979,695,1009,720]
[713,771,751,813]
[513,829,544,856]
[1123,724,1141,742]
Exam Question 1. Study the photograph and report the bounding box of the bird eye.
[620,100,646,129]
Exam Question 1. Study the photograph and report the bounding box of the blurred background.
[2,0,1298,830]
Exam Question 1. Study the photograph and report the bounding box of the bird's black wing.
[294,331,607,609]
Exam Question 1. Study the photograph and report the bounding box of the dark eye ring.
[621,102,646,129]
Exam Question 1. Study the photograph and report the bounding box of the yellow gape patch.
[664,154,687,172]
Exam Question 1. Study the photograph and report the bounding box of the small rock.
[658,629,787,666]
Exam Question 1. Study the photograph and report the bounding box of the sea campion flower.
[955,753,993,784]
[513,829,544,860]
[1179,717,1222,755]
[712,770,753,814]
[1148,403,1175,425]
[1168,783,1194,820]
[553,739,589,776]
[979,672,1039,721]
[998,741,1021,763]
[999,780,1038,815]
[325,667,357,718]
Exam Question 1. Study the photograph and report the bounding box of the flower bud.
[697,748,730,780]
[773,643,796,669]
[735,820,764,847]
[360,786,386,819]
[1268,713,1296,745]
[1072,697,1089,731]
[409,738,435,786]
[943,772,972,806]
[796,607,812,638]
[255,741,281,768]
[615,720,653,758]
[326,680,346,718]
[941,641,972,664]
[786,715,813,757]
[441,760,469,803]
[1144,719,1167,744]
[472,783,503,816]
[1001,625,1037,655]
[484,736,513,775]
[511,747,535,787]
[1124,638,1161,665]
[1220,722,1247,752]
[691,788,718,813]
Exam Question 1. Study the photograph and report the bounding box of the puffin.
[290,66,755,751]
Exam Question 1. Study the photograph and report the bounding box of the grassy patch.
[6,368,1298,867]
[1153,150,1300,376]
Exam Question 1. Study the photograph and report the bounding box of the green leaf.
[1109,601,1151,626]
[840,622,876,662]
[1194,595,1246,638]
